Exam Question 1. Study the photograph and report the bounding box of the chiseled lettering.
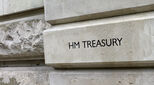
[69,37,123,49]
[117,38,123,46]
[68,42,80,49]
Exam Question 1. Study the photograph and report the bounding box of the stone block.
[0,66,53,85]
[50,69,154,85]
[0,14,51,61]
[44,0,154,24]
[44,12,154,68]
[0,0,3,16]
[2,0,43,15]
[1,67,154,85]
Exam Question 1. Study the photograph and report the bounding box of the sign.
[43,17,153,68]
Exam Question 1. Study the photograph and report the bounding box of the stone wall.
[1,0,154,85]
[0,67,52,85]
[0,1,53,84]
[0,14,51,60]
[0,0,43,16]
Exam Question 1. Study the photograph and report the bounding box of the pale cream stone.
[2,67,154,85]
[44,12,154,68]
[0,0,3,16]
[44,0,154,24]
[3,0,43,15]
[50,69,154,85]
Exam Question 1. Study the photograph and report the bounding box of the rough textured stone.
[50,69,154,85]
[44,12,154,68]
[0,67,53,85]
[0,15,51,60]
[45,0,154,24]
[0,0,43,16]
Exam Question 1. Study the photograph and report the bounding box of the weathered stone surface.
[44,0,154,24]
[0,14,51,60]
[0,0,3,16]
[44,12,154,68]
[0,0,43,16]
[50,69,154,85]
[2,67,154,85]
[0,66,53,85]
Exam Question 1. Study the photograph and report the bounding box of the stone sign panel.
[44,12,154,68]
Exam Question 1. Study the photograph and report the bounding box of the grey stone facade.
[1,0,154,85]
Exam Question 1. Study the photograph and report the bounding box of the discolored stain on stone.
[0,78,20,85]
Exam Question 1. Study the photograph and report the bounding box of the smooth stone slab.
[44,12,154,68]
[2,0,43,16]
[0,0,3,16]
[50,69,154,85]
[45,0,154,24]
